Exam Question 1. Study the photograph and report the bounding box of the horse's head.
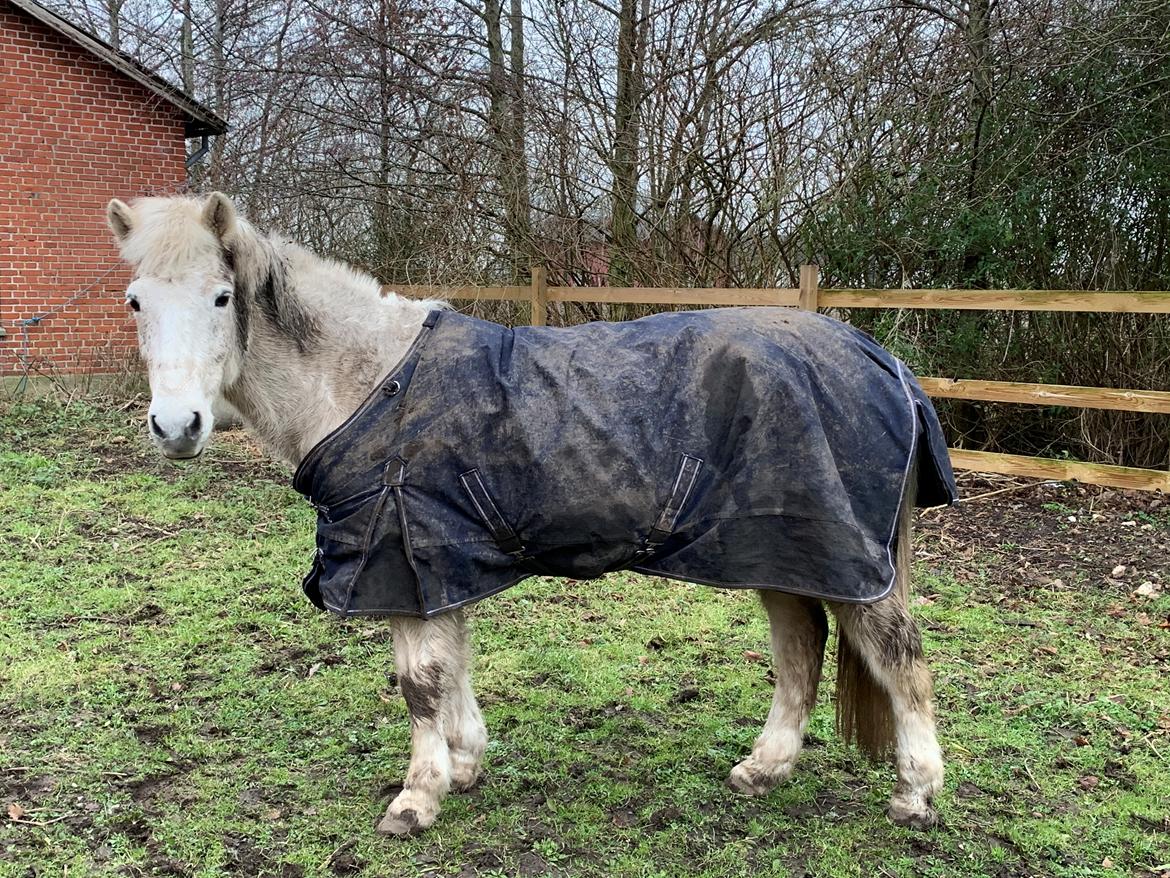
[106,193,244,459]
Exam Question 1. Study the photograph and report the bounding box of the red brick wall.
[0,4,188,377]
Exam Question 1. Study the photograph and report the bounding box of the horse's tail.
[834,467,916,761]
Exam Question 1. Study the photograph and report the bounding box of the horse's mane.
[227,227,320,353]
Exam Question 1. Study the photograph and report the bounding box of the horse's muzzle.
[157,440,204,460]
[148,408,209,459]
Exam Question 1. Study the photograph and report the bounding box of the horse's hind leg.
[832,598,943,828]
[378,610,477,836]
[727,592,828,796]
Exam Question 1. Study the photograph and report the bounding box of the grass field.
[1,398,1167,878]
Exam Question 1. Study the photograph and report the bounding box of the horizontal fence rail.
[385,267,1170,492]
[948,451,1170,493]
[547,287,803,307]
[818,288,1170,313]
[390,283,1170,313]
[915,378,1170,414]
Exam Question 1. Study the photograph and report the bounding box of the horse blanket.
[294,308,957,618]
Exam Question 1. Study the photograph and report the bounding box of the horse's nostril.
[150,414,165,438]
[189,411,202,436]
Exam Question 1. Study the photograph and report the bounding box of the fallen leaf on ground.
[611,809,637,828]
[6,803,25,820]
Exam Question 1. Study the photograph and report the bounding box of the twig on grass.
[127,520,180,538]
[1143,733,1164,763]
[1020,760,1042,793]
[320,839,357,871]
[962,481,1061,506]
[7,813,75,827]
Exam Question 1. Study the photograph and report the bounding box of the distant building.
[0,0,225,380]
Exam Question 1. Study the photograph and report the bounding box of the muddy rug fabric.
[293,308,957,618]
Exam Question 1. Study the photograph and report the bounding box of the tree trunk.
[484,0,533,276]
[373,0,394,279]
[180,0,195,95]
[961,0,993,284]
[208,0,228,188]
[507,0,533,269]
[610,0,642,286]
[106,0,124,51]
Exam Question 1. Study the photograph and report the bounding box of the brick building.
[0,0,225,381]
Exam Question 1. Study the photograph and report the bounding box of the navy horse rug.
[294,308,958,618]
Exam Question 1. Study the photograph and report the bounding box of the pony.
[105,192,945,835]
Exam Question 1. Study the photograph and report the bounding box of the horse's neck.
[234,306,430,466]
[225,244,434,466]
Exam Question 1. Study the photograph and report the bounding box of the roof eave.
[184,118,225,139]
[7,0,228,137]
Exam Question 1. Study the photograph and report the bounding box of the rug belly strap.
[459,469,527,557]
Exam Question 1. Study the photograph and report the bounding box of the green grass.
[1,398,1167,878]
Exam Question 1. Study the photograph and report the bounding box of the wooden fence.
[388,266,1170,493]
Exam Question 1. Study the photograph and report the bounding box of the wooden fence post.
[530,266,548,326]
[798,264,819,311]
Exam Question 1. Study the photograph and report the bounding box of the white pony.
[106,193,944,835]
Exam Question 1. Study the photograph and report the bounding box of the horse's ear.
[202,192,237,241]
[106,198,135,243]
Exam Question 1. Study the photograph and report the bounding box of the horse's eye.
[214,292,231,308]
[127,298,140,312]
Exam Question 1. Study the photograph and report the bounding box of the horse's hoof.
[726,760,785,797]
[450,772,480,793]
[450,754,483,792]
[888,803,938,831]
[377,788,441,836]
[376,807,422,836]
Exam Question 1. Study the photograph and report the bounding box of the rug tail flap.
[912,395,959,508]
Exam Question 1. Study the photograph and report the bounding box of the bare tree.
[484,0,534,274]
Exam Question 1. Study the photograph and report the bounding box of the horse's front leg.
[442,610,487,792]
[378,609,483,836]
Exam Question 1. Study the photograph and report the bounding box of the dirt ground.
[917,471,1169,614]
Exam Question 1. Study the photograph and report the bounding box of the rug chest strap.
[460,469,526,556]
